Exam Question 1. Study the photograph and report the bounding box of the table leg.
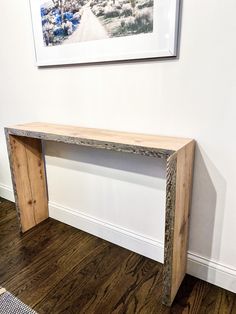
[5,133,49,232]
[163,142,195,306]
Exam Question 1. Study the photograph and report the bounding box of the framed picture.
[30,0,180,66]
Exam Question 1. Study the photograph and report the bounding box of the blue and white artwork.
[40,0,154,46]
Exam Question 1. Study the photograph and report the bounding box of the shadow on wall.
[44,141,166,187]
[44,141,167,243]
[188,144,227,282]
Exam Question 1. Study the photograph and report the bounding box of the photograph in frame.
[30,0,180,65]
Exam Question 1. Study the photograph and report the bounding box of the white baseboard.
[0,183,235,293]
[49,201,164,263]
[187,252,236,293]
[0,183,14,202]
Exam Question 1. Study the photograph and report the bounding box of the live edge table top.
[5,122,195,307]
[5,122,194,158]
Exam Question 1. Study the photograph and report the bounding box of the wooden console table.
[5,122,195,306]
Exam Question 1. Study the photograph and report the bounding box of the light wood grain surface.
[6,135,48,232]
[169,141,195,304]
[6,122,193,152]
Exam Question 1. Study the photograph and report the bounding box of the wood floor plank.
[0,213,19,244]
[0,202,16,225]
[86,255,163,314]
[0,198,235,314]
[0,219,73,282]
[3,230,98,306]
[198,285,236,314]
[34,243,131,313]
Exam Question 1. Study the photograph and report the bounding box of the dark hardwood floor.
[0,197,235,314]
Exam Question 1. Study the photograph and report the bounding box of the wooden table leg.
[5,133,49,233]
[163,142,195,306]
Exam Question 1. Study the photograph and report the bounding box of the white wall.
[0,0,236,293]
